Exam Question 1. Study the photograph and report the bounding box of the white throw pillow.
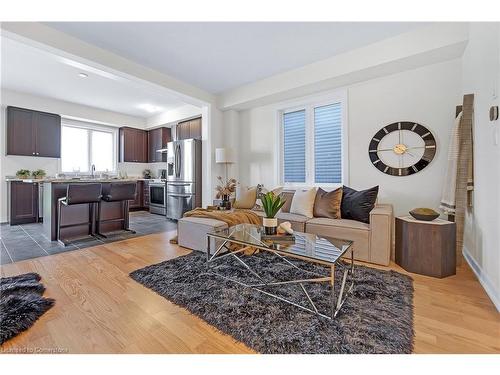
[290,188,317,218]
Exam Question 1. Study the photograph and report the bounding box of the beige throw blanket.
[170,208,261,244]
[440,112,463,215]
[440,110,475,216]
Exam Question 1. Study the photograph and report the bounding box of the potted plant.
[260,191,286,235]
[32,169,46,179]
[16,169,31,179]
[215,176,237,209]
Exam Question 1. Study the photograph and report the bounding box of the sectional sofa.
[178,190,393,266]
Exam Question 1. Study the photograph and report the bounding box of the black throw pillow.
[341,185,379,224]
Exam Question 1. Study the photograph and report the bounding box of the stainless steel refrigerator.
[166,139,202,220]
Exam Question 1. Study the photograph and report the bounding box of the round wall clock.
[368,122,436,176]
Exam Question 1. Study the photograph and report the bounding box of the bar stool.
[57,183,102,246]
[96,182,137,238]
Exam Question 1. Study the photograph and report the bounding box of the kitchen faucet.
[91,164,96,178]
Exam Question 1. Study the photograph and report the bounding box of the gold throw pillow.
[313,187,343,219]
[233,186,257,209]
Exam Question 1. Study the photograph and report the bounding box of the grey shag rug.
[0,273,55,345]
[130,252,414,354]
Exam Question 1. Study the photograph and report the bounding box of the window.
[280,95,346,186]
[61,120,117,173]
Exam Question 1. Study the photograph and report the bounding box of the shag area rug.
[130,252,414,354]
[0,273,55,345]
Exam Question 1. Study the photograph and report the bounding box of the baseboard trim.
[463,247,500,312]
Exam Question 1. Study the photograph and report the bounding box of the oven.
[149,181,166,215]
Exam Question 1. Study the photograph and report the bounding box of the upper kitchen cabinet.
[176,117,202,140]
[6,106,61,158]
[147,127,171,163]
[119,127,148,163]
[188,117,202,139]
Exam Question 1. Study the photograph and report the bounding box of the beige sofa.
[250,191,393,266]
[178,190,393,266]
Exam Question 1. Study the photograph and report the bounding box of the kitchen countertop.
[5,177,149,183]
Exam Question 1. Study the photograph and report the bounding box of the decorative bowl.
[409,208,440,221]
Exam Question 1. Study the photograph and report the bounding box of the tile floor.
[0,211,177,265]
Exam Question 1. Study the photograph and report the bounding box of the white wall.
[461,23,500,310]
[146,104,202,129]
[235,59,462,218]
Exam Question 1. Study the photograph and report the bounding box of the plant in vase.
[260,191,286,235]
[16,169,31,179]
[32,169,46,179]
[215,176,237,209]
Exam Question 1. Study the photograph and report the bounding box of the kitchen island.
[42,179,139,241]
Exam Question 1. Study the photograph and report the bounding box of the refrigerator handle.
[176,144,182,178]
[174,144,179,178]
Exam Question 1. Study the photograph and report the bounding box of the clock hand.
[406,150,416,157]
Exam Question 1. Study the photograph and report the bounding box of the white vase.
[263,217,278,235]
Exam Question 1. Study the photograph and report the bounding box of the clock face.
[368,122,436,176]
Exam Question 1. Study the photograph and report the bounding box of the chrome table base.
[205,236,355,319]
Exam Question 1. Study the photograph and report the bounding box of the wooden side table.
[395,216,456,278]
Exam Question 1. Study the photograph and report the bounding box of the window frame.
[276,90,348,189]
[60,118,118,174]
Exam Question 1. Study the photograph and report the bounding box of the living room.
[1,1,499,373]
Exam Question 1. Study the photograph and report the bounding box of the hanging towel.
[440,112,462,215]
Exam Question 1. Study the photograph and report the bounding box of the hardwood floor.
[1,230,499,354]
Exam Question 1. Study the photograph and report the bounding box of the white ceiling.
[0,37,193,118]
[46,22,430,93]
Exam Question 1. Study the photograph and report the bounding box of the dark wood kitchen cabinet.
[147,127,171,162]
[128,181,144,210]
[9,181,38,225]
[119,127,148,163]
[7,106,61,158]
[188,117,202,139]
[176,117,201,140]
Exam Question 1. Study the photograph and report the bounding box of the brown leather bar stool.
[96,182,137,238]
[57,183,102,246]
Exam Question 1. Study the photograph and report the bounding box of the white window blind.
[314,103,342,184]
[283,110,306,183]
[280,95,345,186]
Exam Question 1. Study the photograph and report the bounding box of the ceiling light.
[137,103,164,113]
[78,72,88,78]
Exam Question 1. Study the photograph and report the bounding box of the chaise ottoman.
[177,216,228,252]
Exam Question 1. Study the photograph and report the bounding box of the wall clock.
[368,122,436,176]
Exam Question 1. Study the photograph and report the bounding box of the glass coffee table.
[206,224,354,319]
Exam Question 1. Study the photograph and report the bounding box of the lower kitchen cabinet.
[10,181,38,225]
[128,181,144,210]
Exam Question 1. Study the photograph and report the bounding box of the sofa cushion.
[290,187,317,218]
[341,185,379,224]
[306,217,370,231]
[313,187,343,219]
[276,212,308,232]
[305,218,370,262]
